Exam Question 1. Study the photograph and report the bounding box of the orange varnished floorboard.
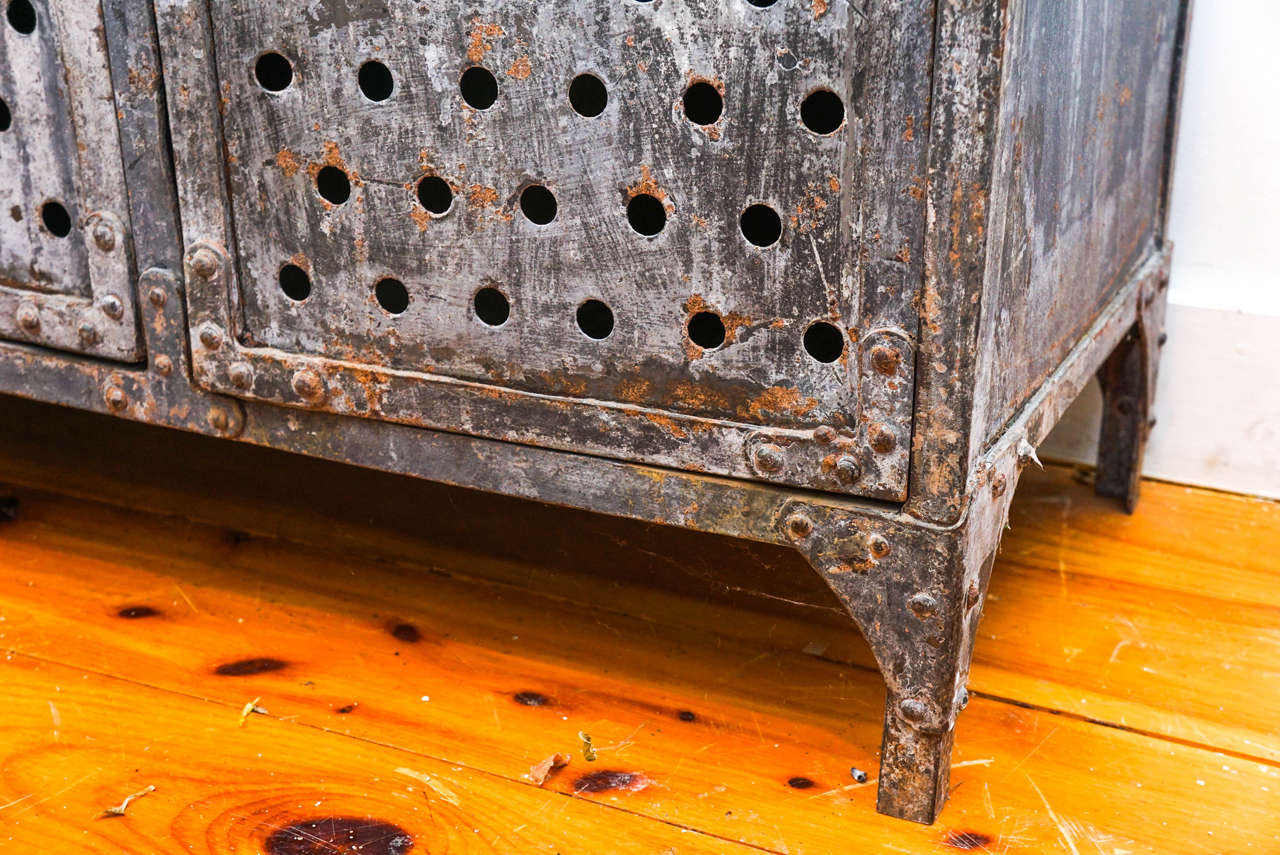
[0,398,1277,852]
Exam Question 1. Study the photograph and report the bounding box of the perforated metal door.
[0,0,143,361]
[159,0,929,500]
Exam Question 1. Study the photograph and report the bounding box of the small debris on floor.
[98,784,155,818]
[578,732,597,762]
[850,767,868,784]
[0,496,18,522]
[527,752,572,786]
[238,696,268,726]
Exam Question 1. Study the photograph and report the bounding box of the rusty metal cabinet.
[0,0,1191,824]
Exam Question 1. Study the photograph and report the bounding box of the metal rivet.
[148,286,167,308]
[198,324,223,350]
[153,354,173,376]
[956,688,970,711]
[92,218,116,252]
[103,385,127,411]
[1157,332,1168,347]
[229,362,254,389]
[292,369,324,400]
[785,511,813,540]
[868,534,890,559]
[908,592,938,618]
[752,443,785,474]
[207,407,231,432]
[868,424,896,454]
[16,303,39,332]
[78,323,100,346]
[869,344,901,376]
[898,699,928,723]
[100,294,124,320]
[812,425,836,443]
[835,455,861,484]
[190,246,219,279]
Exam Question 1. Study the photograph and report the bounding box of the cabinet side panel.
[974,0,1184,446]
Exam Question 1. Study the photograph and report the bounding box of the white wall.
[1041,3,1280,499]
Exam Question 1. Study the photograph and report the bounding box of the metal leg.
[785,505,980,824]
[1095,325,1148,512]
[876,690,959,823]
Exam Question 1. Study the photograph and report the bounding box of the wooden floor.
[0,398,1277,853]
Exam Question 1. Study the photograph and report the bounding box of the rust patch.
[467,184,499,209]
[903,115,915,142]
[276,148,301,178]
[627,165,667,202]
[668,379,732,413]
[466,18,505,64]
[642,412,688,439]
[812,0,829,18]
[616,378,653,403]
[409,208,432,232]
[744,386,819,422]
[505,56,532,80]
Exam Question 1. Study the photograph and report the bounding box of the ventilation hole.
[40,201,71,237]
[520,184,557,225]
[460,66,498,110]
[0,98,10,132]
[316,166,351,205]
[801,89,845,135]
[740,203,782,247]
[682,81,723,126]
[375,277,409,314]
[416,176,453,214]
[803,321,846,363]
[747,0,779,6]
[358,60,394,102]
[627,194,666,236]
[576,299,614,340]
[687,311,726,350]
[568,73,608,117]
[6,0,35,34]
[473,287,510,326]
[254,52,293,92]
[278,264,311,301]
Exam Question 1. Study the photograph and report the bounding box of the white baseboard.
[1040,303,1280,500]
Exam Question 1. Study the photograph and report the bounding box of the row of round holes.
[275,263,847,362]
[4,1,77,239]
[254,54,845,136]
[2,0,29,141]
[317,165,784,247]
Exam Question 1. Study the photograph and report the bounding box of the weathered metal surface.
[0,0,1192,828]
[972,0,1183,450]
[0,0,144,361]
[154,0,931,500]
